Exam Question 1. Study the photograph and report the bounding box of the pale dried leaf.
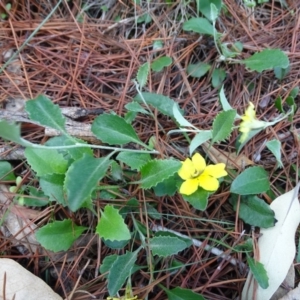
[202,142,254,169]
[242,183,300,300]
[0,184,39,253]
[0,258,63,300]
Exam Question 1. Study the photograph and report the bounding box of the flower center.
[192,169,202,178]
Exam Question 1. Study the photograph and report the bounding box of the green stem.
[30,142,159,154]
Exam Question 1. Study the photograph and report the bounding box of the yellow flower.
[178,153,227,195]
[239,102,266,142]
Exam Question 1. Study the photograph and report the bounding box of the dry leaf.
[0,258,63,300]
[242,182,300,300]
[201,142,254,169]
[0,184,39,253]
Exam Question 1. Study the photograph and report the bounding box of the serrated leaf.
[96,205,131,241]
[25,148,68,176]
[64,154,111,211]
[0,120,33,147]
[137,62,150,88]
[35,219,87,252]
[242,183,300,299]
[153,175,179,197]
[108,250,139,296]
[133,92,181,118]
[189,131,212,156]
[182,188,210,211]
[92,114,144,147]
[164,287,206,300]
[183,17,214,36]
[246,255,269,289]
[187,62,211,78]
[139,159,181,189]
[212,68,226,88]
[116,152,151,170]
[150,236,188,257]
[230,166,270,195]
[212,109,236,143]
[154,231,193,248]
[151,56,172,72]
[45,136,93,160]
[0,161,16,180]
[266,139,283,168]
[100,254,118,276]
[197,0,222,21]
[242,49,289,72]
[230,195,275,228]
[39,174,66,205]
[125,102,149,115]
[25,95,67,134]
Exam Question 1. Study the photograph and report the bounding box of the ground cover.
[0,1,299,299]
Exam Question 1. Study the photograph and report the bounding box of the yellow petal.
[178,158,193,180]
[244,102,255,119]
[191,153,206,173]
[198,174,219,191]
[179,178,199,195]
[204,164,227,178]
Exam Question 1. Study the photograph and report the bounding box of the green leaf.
[100,254,118,276]
[151,56,172,72]
[65,155,111,211]
[274,65,290,80]
[45,136,93,160]
[274,96,284,113]
[25,95,67,134]
[189,131,212,155]
[266,139,283,168]
[183,17,214,36]
[230,166,270,195]
[139,159,181,189]
[150,236,188,257]
[102,238,129,250]
[164,286,206,300]
[187,62,211,78]
[246,254,269,289]
[137,13,152,24]
[25,148,68,176]
[39,174,66,205]
[153,175,179,196]
[19,187,49,207]
[0,161,16,180]
[133,92,181,118]
[154,231,192,248]
[125,102,149,115]
[136,62,150,88]
[219,85,234,112]
[182,188,210,211]
[212,109,236,143]
[212,68,226,88]
[35,219,87,252]
[96,205,131,241]
[242,49,289,73]
[110,161,123,181]
[289,87,299,99]
[108,250,139,296]
[197,0,222,21]
[116,152,151,171]
[0,120,33,147]
[172,103,196,128]
[92,114,144,146]
[145,203,162,220]
[230,195,275,228]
